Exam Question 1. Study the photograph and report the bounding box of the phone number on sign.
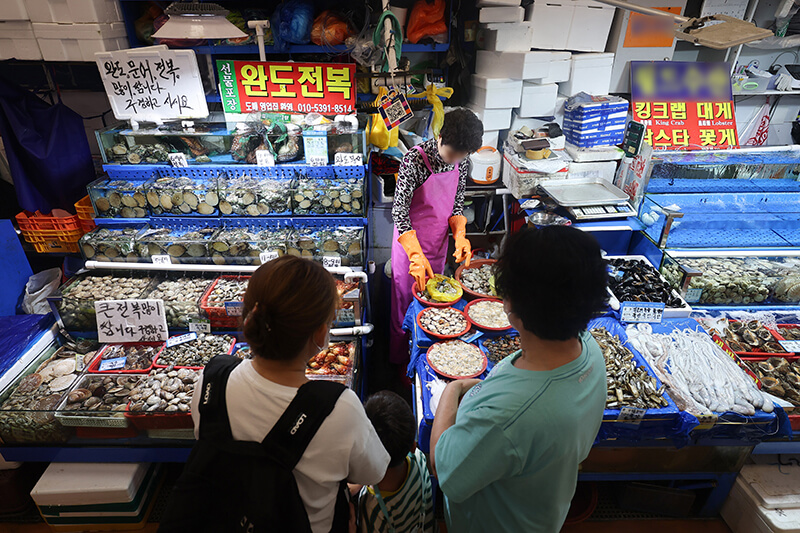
[296,103,353,114]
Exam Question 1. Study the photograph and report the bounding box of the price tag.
[303,133,328,165]
[259,251,279,264]
[334,153,363,166]
[188,318,211,334]
[152,255,172,266]
[255,149,275,167]
[307,155,328,166]
[95,299,168,343]
[459,331,484,344]
[225,301,244,317]
[76,354,87,372]
[685,288,703,304]
[780,340,800,352]
[322,256,342,268]
[167,332,197,348]
[99,357,127,372]
[168,153,189,167]
[617,406,647,425]
[620,301,665,323]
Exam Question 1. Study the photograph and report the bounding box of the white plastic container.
[471,75,523,109]
[32,463,150,507]
[558,53,614,97]
[24,0,122,23]
[518,82,558,117]
[478,22,534,51]
[468,103,512,131]
[722,465,800,533]
[539,57,572,84]
[469,146,502,184]
[0,21,41,60]
[33,22,127,61]
[0,0,28,20]
[527,0,616,52]
[476,50,568,80]
[482,130,500,149]
[479,6,525,22]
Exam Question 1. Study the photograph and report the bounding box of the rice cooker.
[469,146,501,185]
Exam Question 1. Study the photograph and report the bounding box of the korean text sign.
[630,61,738,150]
[216,60,356,115]
[95,299,169,343]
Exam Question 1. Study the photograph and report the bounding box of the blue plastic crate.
[292,175,366,217]
[147,172,221,218]
[137,218,220,264]
[217,167,294,217]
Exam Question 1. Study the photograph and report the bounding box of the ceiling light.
[153,1,247,40]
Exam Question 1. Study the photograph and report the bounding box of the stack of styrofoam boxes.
[721,462,800,533]
[562,93,628,149]
[26,0,127,61]
[0,0,41,60]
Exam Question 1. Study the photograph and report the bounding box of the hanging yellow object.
[367,87,399,150]
[409,84,454,138]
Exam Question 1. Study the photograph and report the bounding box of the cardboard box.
[471,75,523,109]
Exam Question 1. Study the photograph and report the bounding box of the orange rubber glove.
[398,230,434,292]
[449,215,472,267]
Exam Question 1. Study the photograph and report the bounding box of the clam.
[68,388,92,403]
[761,376,785,396]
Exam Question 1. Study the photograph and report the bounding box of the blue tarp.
[0,314,54,380]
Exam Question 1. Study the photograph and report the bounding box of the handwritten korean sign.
[216,60,356,116]
[95,46,208,121]
[631,61,738,150]
[95,299,169,344]
[620,301,665,323]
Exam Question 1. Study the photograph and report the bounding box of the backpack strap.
[261,380,347,470]
[197,355,243,442]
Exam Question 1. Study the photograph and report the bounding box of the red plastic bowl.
[426,341,488,380]
[416,308,470,340]
[455,259,497,300]
[413,289,455,308]
[464,298,511,332]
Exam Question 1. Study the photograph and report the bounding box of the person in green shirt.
[430,226,609,533]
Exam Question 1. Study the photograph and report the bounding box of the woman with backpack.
[159,256,390,533]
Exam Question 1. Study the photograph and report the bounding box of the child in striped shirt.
[357,391,435,533]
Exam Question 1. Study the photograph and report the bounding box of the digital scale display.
[567,202,635,220]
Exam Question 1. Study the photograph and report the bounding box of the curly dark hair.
[439,108,484,154]
[494,227,608,341]
[364,391,415,468]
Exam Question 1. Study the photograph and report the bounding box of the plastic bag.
[272,0,315,51]
[407,0,448,44]
[368,88,399,150]
[426,275,463,303]
[311,11,354,46]
[22,268,61,315]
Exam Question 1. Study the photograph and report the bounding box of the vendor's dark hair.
[242,256,338,361]
[364,391,416,468]
[440,108,484,154]
[494,227,608,341]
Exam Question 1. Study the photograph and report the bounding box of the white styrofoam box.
[24,0,122,23]
[468,103,513,130]
[33,22,127,62]
[0,0,28,20]
[527,0,616,52]
[0,21,41,60]
[737,464,800,510]
[476,50,569,80]
[478,22,534,51]
[722,469,800,533]
[558,53,614,97]
[482,130,501,149]
[32,463,150,507]
[478,0,522,5]
[518,82,558,118]
[471,75,523,109]
[479,6,525,23]
[565,143,624,162]
[538,58,572,84]
[568,161,617,183]
[502,152,568,198]
[510,113,550,132]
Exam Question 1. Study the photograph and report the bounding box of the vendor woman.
[390,108,484,368]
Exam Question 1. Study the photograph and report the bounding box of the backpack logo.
[290,413,307,435]
[203,382,212,405]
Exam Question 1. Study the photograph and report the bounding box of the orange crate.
[33,240,80,254]
[80,219,97,232]
[74,195,95,220]
[16,209,80,233]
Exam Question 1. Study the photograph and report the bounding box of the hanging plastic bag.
[408,84,453,138]
[271,0,315,51]
[368,88,399,150]
[407,0,448,44]
[22,268,61,315]
[311,11,355,46]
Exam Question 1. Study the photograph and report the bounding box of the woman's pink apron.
[389,146,460,366]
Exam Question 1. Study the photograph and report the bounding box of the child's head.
[438,108,484,164]
[364,391,416,468]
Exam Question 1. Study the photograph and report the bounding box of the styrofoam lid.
[480,21,534,30]
[473,74,523,90]
[477,50,570,64]
[0,21,35,38]
[731,476,800,532]
[571,52,615,65]
[739,464,800,510]
[31,463,150,507]
[32,21,127,40]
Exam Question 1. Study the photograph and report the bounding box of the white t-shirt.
[191,359,390,533]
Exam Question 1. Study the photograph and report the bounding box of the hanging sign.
[95,299,169,343]
[631,61,738,150]
[620,301,665,323]
[216,60,356,115]
[379,88,413,130]
[95,46,209,122]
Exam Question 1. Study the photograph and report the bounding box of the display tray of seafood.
[217,174,293,216]
[287,225,364,267]
[80,224,147,262]
[306,341,357,387]
[417,307,470,339]
[481,334,520,364]
[154,333,236,369]
[464,299,511,331]
[136,225,216,264]
[456,260,496,299]
[590,327,669,410]
[88,177,150,219]
[292,177,364,216]
[87,343,163,374]
[49,272,153,331]
[607,256,691,317]
[713,320,792,358]
[206,224,292,266]
[747,357,800,410]
[426,340,488,379]
[0,344,95,443]
[199,276,250,328]
[55,374,143,428]
[125,367,199,430]
[779,325,800,341]
[144,275,213,328]
[147,176,221,216]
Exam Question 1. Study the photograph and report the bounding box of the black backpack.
[158,355,350,533]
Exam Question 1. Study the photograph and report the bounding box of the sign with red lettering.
[216,60,355,115]
[631,61,738,150]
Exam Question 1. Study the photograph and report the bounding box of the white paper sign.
[307,155,328,166]
[167,332,197,348]
[260,251,279,264]
[95,46,209,122]
[303,135,328,165]
[620,302,664,324]
[169,153,188,167]
[99,357,127,372]
[188,318,211,334]
[225,301,244,317]
[618,406,647,425]
[256,149,275,167]
[779,340,800,352]
[334,153,363,166]
[152,254,172,266]
[95,299,169,343]
[322,256,342,268]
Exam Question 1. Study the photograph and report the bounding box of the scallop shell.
[49,375,76,392]
[52,358,76,377]
[17,373,43,393]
